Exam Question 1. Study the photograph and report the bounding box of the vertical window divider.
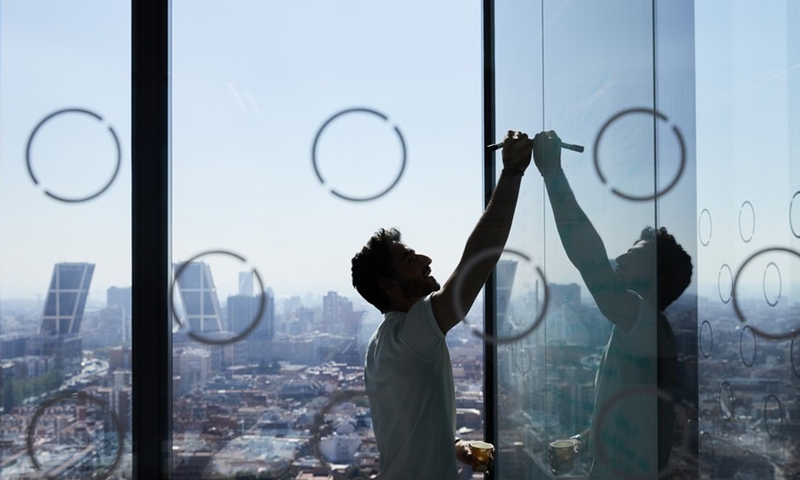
[652,0,660,227]
[482,0,498,477]
[132,0,172,478]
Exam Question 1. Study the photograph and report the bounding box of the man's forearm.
[452,170,523,307]
[464,170,522,257]
[432,131,531,332]
[543,168,640,330]
[543,169,610,274]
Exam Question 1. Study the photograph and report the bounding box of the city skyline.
[0,0,797,479]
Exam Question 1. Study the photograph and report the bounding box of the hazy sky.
[1,0,797,318]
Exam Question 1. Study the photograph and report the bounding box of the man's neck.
[387,295,423,313]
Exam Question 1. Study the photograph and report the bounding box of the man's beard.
[397,276,440,299]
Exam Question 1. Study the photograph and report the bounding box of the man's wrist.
[569,433,586,453]
[541,165,563,178]
[502,167,525,177]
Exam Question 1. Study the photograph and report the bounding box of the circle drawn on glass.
[170,249,265,346]
[762,261,781,307]
[791,191,800,238]
[763,394,783,439]
[593,386,689,480]
[699,209,712,247]
[593,107,686,201]
[26,108,122,203]
[738,201,755,243]
[718,381,734,422]
[732,247,800,340]
[791,335,800,380]
[26,390,124,480]
[452,248,549,345]
[310,389,368,467]
[699,320,713,358]
[718,264,733,304]
[312,107,406,202]
[739,325,756,368]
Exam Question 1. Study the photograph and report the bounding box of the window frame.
[131,1,172,478]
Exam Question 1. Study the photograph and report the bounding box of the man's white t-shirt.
[364,295,458,480]
[589,293,669,479]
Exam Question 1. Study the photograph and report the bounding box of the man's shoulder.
[374,312,403,337]
[407,294,433,317]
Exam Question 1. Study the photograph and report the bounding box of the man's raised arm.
[430,130,533,334]
[533,131,638,331]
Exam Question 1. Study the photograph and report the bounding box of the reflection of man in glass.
[534,131,692,478]
[350,130,533,479]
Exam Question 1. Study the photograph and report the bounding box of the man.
[351,130,533,479]
[534,131,692,479]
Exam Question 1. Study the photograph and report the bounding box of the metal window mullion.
[482,1,498,479]
[132,0,172,478]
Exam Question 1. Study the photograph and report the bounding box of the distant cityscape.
[0,260,797,479]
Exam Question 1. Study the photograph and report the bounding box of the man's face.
[388,242,441,299]
[614,239,656,295]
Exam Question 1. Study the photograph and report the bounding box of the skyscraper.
[495,259,518,336]
[226,288,274,339]
[322,291,363,336]
[495,259,518,391]
[227,288,275,363]
[173,262,224,334]
[39,263,95,336]
[107,286,132,314]
[107,286,133,344]
[238,271,254,297]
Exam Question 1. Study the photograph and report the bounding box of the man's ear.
[378,277,397,294]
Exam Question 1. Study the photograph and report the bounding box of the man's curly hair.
[638,226,693,310]
[351,228,402,313]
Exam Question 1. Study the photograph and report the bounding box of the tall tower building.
[495,259,518,336]
[322,291,340,326]
[322,291,363,336]
[107,286,132,314]
[107,286,133,344]
[238,271,254,297]
[39,263,95,335]
[495,259,518,391]
[173,262,224,334]
[226,288,274,340]
[227,288,275,363]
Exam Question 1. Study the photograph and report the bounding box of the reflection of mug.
[468,441,494,473]
[549,439,579,473]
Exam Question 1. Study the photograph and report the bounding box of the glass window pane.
[493,1,797,479]
[171,1,483,478]
[0,1,132,478]
[59,292,79,315]
[495,0,665,475]
[696,1,800,478]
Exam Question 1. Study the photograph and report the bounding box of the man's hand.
[502,130,533,174]
[455,439,472,465]
[455,440,495,473]
[533,130,562,176]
